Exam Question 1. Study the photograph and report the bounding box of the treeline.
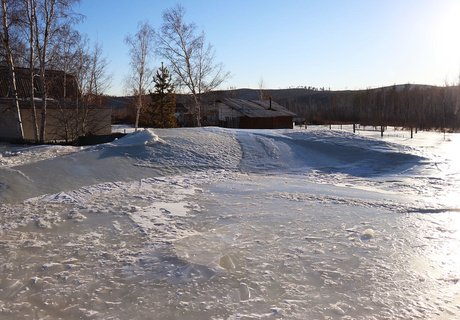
[272,85,460,131]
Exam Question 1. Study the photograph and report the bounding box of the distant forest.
[113,84,460,132]
[283,85,460,130]
[211,84,460,131]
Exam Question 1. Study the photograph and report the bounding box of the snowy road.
[1,127,459,319]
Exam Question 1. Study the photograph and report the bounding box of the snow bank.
[236,129,425,176]
[0,144,79,167]
[108,128,162,147]
[0,127,429,203]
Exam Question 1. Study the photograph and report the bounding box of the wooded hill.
[110,84,460,131]
[207,84,460,131]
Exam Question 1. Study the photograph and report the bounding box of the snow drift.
[0,127,425,203]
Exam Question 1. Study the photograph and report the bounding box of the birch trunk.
[1,0,25,141]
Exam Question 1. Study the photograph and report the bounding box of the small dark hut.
[216,98,295,129]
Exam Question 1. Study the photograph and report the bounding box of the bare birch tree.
[157,4,229,126]
[22,0,39,141]
[44,37,110,143]
[258,78,270,100]
[1,0,24,140]
[86,42,111,99]
[125,21,155,132]
[47,24,81,142]
[34,0,79,143]
[80,41,111,135]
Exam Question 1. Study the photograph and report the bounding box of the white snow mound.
[109,129,162,147]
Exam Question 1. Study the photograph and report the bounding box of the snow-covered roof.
[218,98,295,118]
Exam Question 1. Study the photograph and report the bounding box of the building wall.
[0,105,22,140]
[239,116,293,129]
[217,101,293,129]
[0,104,112,142]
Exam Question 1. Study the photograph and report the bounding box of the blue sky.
[76,0,460,96]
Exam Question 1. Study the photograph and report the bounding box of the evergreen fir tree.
[143,63,176,128]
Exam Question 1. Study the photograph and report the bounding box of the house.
[216,98,295,129]
[0,66,111,142]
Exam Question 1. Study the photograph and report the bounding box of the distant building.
[215,98,295,129]
[0,67,111,142]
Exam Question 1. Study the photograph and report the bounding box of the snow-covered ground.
[0,126,459,319]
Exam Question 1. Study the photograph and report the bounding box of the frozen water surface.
[1,126,460,319]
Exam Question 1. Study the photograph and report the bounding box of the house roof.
[218,98,295,118]
[0,66,79,100]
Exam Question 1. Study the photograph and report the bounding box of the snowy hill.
[0,127,424,202]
